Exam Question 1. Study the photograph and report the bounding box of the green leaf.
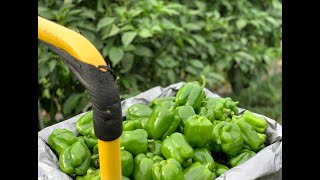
[207,72,225,83]
[121,31,137,46]
[192,35,206,46]
[237,51,255,62]
[101,38,115,57]
[48,60,57,72]
[97,0,104,13]
[56,88,63,98]
[115,6,126,17]
[123,44,136,51]
[80,9,96,20]
[207,44,216,57]
[185,37,196,47]
[133,45,153,57]
[121,25,135,31]
[184,23,203,31]
[39,64,50,78]
[38,7,55,20]
[104,24,120,39]
[195,1,206,11]
[109,47,124,67]
[157,57,178,68]
[161,7,179,15]
[151,25,162,33]
[190,59,204,69]
[167,70,176,83]
[63,93,82,115]
[239,63,249,73]
[43,89,51,99]
[120,53,134,73]
[265,16,279,26]
[102,46,109,57]
[139,29,152,38]
[68,9,82,16]
[236,19,247,30]
[156,59,166,68]
[185,66,199,75]
[128,9,143,17]
[76,93,90,113]
[96,17,115,31]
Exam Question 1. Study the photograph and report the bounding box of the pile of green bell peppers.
[48,80,269,180]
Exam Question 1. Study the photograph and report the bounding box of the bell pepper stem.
[200,75,206,88]
[91,154,99,160]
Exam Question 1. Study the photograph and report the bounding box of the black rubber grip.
[40,41,122,141]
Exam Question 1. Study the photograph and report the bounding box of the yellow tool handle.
[38,16,121,180]
[38,16,106,68]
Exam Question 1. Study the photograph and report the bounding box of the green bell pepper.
[204,143,212,152]
[126,103,152,120]
[76,111,93,136]
[202,97,238,121]
[121,176,130,180]
[76,168,130,180]
[258,133,267,145]
[120,129,148,156]
[122,176,130,180]
[184,115,213,148]
[234,117,260,151]
[123,120,143,131]
[152,158,184,180]
[139,117,149,129]
[197,107,214,123]
[174,105,196,127]
[257,144,266,151]
[84,135,98,151]
[146,104,180,140]
[75,111,97,151]
[48,128,78,156]
[175,81,206,109]
[126,117,148,129]
[148,139,162,156]
[229,149,256,167]
[156,100,176,109]
[161,133,194,165]
[183,162,216,180]
[76,167,100,180]
[149,97,176,109]
[243,110,267,133]
[192,148,215,172]
[214,162,229,177]
[133,153,164,180]
[77,136,85,145]
[210,121,243,156]
[203,97,238,114]
[90,144,99,168]
[121,148,134,177]
[59,141,91,175]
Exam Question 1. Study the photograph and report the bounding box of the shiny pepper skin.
[184,115,213,148]
[59,141,91,175]
[152,158,184,180]
[161,133,194,165]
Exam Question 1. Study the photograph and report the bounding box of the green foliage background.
[38,0,282,128]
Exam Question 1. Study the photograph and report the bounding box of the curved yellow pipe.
[38,16,106,68]
[38,16,121,180]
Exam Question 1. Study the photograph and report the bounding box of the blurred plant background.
[38,0,282,130]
